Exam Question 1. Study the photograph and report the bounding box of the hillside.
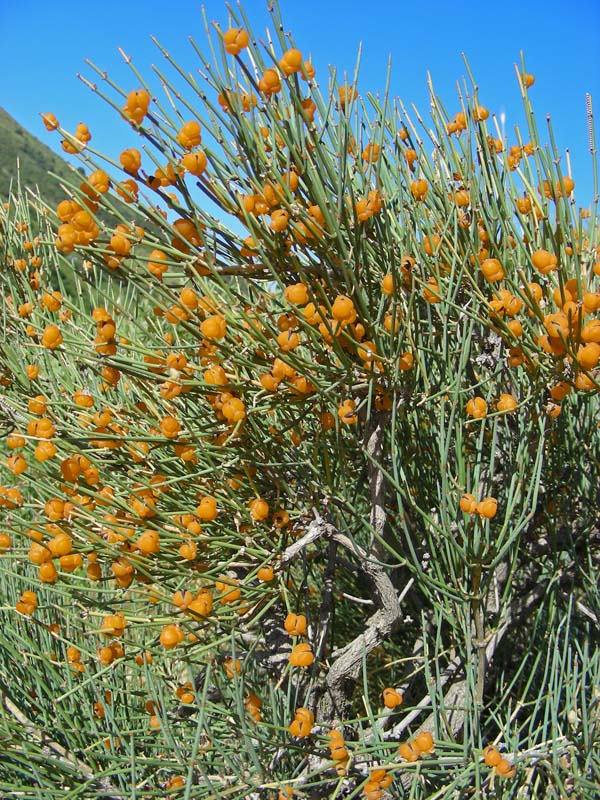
[0,107,83,209]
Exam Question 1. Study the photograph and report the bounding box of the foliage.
[1,2,599,798]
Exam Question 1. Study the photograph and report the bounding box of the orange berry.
[531,249,557,275]
[398,741,419,762]
[483,745,502,767]
[74,122,91,143]
[555,176,575,198]
[329,740,348,760]
[362,142,381,163]
[101,613,127,637]
[41,324,63,349]
[223,28,249,55]
[257,565,275,582]
[59,553,84,573]
[477,497,498,519]
[466,397,487,419]
[288,707,314,738]
[382,687,403,708]
[160,415,181,439]
[481,258,505,282]
[16,590,38,615]
[197,495,217,521]
[410,179,428,201]
[41,112,59,131]
[223,656,241,678]
[284,283,309,305]
[289,642,314,667]
[176,120,202,149]
[270,209,290,232]
[331,295,356,323]
[577,343,600,370]
[7,453,27,475]
[496,393,517,413]
[47,533,72,557]
[338,399,358,425]
[215,576,241,604]
[423,277,441,303]
[120,148,142,175]
[7,433,26,450]
[381,274,394,295]
[338,85,358,109]
[136,529,160,555]
[259,68,282,96]
[284,613,307,637]
[39,561,58,583]
[34,441,57,461]
[495,757,516,778]
[125,89,150,114]
[506,319,523,338]
[272,509,290,528]
[200,314,227,340]
[414,731,434,753]
[181,150,207,176]
[279,48,303,76]
[460,493,477,514]
[473,105,489,122]
[398,351,414,371]
[159,624,184,649]
[179,540,197,561]
[248,497,270,521]
[116,178,139,203]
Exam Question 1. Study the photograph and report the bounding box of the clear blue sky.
[1,0,599,204]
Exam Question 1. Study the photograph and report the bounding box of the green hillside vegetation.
[0,108,146,233]
[0,107,83,210]
[0,107,149,301]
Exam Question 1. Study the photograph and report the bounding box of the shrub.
[0,1,599,797]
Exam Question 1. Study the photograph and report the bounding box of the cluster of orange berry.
[218,30,315,121]
[122,89,151,125]
[288,706,314,738]
[482,744,516,778]
[466,394,518,418]
[362,767,393,799]
[54,121,91,154]
[27,506,84,584]
[173,588,213,618]
[382,687,403,708]
[460,494,498,519]
[223,656,241,679]
[326,728,349,768]
[15,589,38,616]
[398,730,435,762]
[284,612,314,667]
[245,693,263,722]
[159,623,185,650]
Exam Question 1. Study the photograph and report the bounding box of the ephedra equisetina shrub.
[1,1,599,797]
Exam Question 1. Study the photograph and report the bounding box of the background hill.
[0,107,82,209]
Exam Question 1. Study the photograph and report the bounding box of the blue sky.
[1,0,599,204]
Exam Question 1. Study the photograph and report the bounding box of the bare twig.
[365,411,390,556]
[280,516,331,564]
[313,537,338,664]
[279,510,410,721]
[316,524,406,721]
